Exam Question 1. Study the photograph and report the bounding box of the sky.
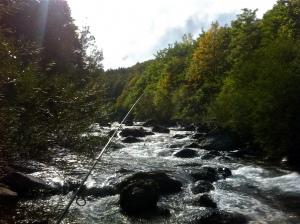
[67,0,277,70]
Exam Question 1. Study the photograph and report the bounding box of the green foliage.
[0,0,107,159]
[115,0,300,167]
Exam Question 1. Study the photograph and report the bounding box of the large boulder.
[120,128,153,138]
[1,172,52,196]
[152,126,170,134]
[117,171,182,195]
[174,149,198,158]
[193,194,217,208]
[119,179,159,215]
[191,180,214,194]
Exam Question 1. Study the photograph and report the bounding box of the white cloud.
[67,0,277,69]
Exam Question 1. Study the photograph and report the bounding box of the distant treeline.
[113,1,300,168]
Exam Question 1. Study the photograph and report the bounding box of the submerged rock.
[173,134,188,139]
[152,126,170,133]
[190,167,219,182]
[120,128,153,138]
[193,194,217,208]
[117,171,182,195]
[191,180,214,194]
[217,167,232,179]
[201,151,221,160]
[174,149,198,158]
[190,167,232,183]
[122,136,142,143]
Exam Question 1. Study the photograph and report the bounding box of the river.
[2,123,300,224]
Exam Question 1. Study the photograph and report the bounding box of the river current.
[2,123,300,224]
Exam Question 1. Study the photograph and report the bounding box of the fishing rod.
[56,92,145,224]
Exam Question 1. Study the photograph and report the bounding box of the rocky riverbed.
[0,123,300,223]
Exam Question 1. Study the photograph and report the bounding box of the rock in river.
[152,126,170,133]
[0,184,18,202]
[122,136,142,143]
[120,128,153,138]
[119,179,159,214]
[117,171,182,195]
[190,167,232,183]
[174,148,198,158]
[190,167,219,182]
[193,194,217,208]
[0,172,53,196]
[191,180,214,194]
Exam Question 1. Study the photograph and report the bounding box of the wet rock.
[152,126,170,133]
[173,134,188,139]
[1,172,52,196]
[201,151,221,160]
[190,167,219,182]
[199,129,241,151]
[217,167,232,179]
[122,136,142,143]
[193,194,217,208]
[191,180,214,194]
[174,149,198,158]
[0,184,18,202]
[119,179,159,214]
[117,171,182,195]
[120,128,153,138]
